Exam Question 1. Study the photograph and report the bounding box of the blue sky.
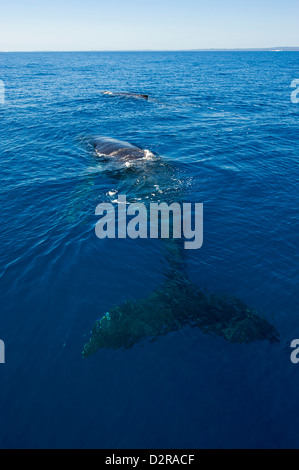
[0,0,298,51]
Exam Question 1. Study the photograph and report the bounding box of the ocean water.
[0,51,298,449]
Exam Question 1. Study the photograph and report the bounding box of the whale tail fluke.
[82,273,279,357]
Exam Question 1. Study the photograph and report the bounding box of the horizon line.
[1,47,299,53]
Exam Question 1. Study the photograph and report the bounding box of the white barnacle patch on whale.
[143,149,155,160]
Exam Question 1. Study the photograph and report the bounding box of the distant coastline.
[190,47,299,51]
[0,47,299,53]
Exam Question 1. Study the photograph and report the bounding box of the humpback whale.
[82,137,279,357]
[103,91,149,100]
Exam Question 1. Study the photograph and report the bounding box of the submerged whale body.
[82,137,280,357]
[103,91,149,99]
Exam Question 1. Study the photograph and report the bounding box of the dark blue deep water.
[0,51,298,449]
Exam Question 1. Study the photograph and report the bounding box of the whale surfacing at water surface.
[103,91,149,100]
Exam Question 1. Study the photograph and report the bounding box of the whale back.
[93,137,139,156]
[103,91,148,100]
